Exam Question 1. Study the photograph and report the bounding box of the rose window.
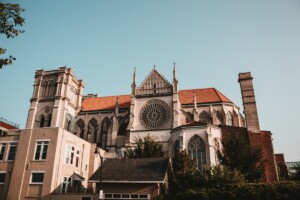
[139,99,170,129]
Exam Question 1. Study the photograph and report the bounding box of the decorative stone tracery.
[139,99,170,130]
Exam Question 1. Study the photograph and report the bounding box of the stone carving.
[139,99,170,129]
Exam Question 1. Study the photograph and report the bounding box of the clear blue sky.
[0,0,299,161]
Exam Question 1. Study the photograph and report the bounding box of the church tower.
[26,67,85,129]
[238,72,260,133]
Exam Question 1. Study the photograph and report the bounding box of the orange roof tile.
[82,95,131,112]
[81,88,232,112]
[0,121,18,130]
[179,88,232,104]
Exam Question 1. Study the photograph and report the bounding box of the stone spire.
[173,62,178,93]
[192,91,199,121]
[131,67,136,95]
[115,97,119,117]
[193,91,197,110]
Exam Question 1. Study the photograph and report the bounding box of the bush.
[162,182,300,200]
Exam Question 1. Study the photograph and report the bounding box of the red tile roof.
[82,95,131,112]
[179,88,232,104]
[81,88,232,112]
[0,121,18,130]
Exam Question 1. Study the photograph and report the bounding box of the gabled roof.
[89,158,169,183]
[81,95,131,112]
[81,88,232,112]
[179,88,232,104]
[137,68,172,90]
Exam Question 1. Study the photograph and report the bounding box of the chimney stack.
[238,72,260,133]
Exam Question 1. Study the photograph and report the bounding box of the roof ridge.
[179,87,215,92]
[85,94,131,99]
[213,88,232,103]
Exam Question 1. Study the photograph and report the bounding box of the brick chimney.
[238,72,260,133]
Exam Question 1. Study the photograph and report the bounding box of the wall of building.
[1,127,95,200]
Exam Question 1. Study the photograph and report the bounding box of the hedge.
[161,182,300,200]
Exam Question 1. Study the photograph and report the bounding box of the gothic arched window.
[118,114,129,136]
[75,119,85,139]
[40,115,45,127]
[88,118,98,143]
[188,135,206,170]
[65,114,72,132]
[47,114,52,127]
[199,111,212,124]
[216,111,224,125]
[100,117,110,149]
[42,81,48,97]
[227,112,233,126]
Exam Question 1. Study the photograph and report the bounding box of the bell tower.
[238,72,260,133]
[26,67,85,129]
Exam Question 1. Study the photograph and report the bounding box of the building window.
[61,177,72,193]
[65,114,72,132]
[40,115,45,127]
[227,112,234,126]
[47,114,52,127]
[65,145,75,165]
[30,172,44,184]
[0,143,6,160]
[7,142,17,161]
[0,172,6,184]
[188,135,206,170]
[34,141,49,160]
[75,150,80,168]
[199,111,212,124]
[75,119,85,139]
[216,111,224,125]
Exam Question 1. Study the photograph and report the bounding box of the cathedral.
[0,65,278,200]
[26,65,248,166]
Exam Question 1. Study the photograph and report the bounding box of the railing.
[0,117,19,128]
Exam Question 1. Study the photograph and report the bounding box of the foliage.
[126,134,164,158]
[290,162,300,181]
[217,131,266,182]
[172,150,197,176]
[0,3,25,69]
[171,151,246,190]
[161,182,300,200]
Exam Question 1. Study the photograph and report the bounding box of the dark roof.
[89,158,169,183]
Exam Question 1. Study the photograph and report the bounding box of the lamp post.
[94,147,103,200]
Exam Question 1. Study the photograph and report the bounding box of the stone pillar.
[238,72,260,133]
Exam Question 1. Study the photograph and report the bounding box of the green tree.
[217,132,266,182]
[0,3,25,69]
[291,162,300,181]
[126,134,164,158]
[172,150,197,176]
[172,151,246,189]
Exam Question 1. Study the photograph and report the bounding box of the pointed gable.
[136,68,172,95]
